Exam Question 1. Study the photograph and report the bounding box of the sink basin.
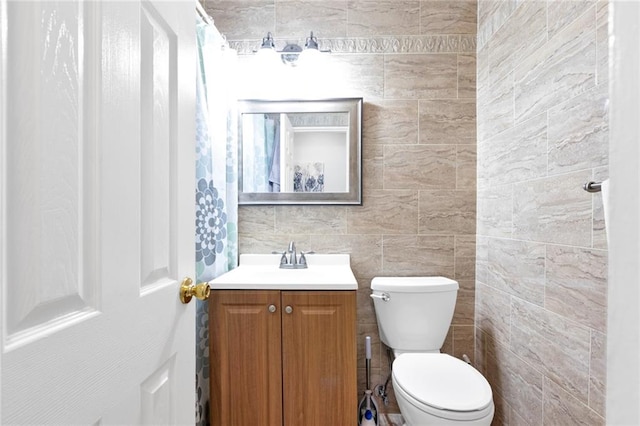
[209,254,357,290]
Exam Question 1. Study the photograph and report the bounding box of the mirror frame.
[238,98,363,205]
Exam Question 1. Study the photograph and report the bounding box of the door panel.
[139,0,176,293]
[140,356,177,425]
[0,0,195,423]
[4,0,100,351]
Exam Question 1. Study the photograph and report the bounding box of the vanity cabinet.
[210,290,357,426]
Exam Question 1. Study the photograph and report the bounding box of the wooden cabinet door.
[210,291,283,426]
[281,291,357,426]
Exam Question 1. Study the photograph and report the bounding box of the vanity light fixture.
[304,31,320,51]
[299,31,321,63]
[257,31,328,66]
[255,32,279,62]
[260,32,276,50]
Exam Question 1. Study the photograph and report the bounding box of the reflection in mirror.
[238,98,362,205]
[242,112,349,193]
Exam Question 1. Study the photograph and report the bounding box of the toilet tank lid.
[371,276,458,292]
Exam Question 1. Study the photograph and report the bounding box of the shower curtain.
[195,15,237,426]
[242,114,280,192]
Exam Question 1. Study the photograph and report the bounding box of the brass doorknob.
[179,277,210,304]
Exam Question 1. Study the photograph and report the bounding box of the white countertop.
[209,254,358,290]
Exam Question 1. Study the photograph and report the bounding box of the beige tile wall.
[476,1,608,424]
[204,0,477,413]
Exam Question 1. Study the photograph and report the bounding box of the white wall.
[607,2,640,424]
[293,129,348,192]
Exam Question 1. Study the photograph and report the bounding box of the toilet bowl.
[392,353,494,425]
[370,277,494,426]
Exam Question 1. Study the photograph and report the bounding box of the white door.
[0,0,196,424]
[280,113,295,192]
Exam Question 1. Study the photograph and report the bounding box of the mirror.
[238,98,362,205]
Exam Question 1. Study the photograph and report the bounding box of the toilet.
[371,277,494,426]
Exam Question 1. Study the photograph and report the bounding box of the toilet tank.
[371,277,458,353]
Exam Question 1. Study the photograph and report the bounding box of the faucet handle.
[299,250,315,266]
[272,250,288,265]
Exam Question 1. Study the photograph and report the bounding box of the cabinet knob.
[285,305,293,314]
[268,304,277,313]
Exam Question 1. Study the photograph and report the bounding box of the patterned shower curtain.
[195,16,238,426]
[241,114,279,193]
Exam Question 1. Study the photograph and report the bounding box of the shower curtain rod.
[195,1,214,26]
[196,1,228,48]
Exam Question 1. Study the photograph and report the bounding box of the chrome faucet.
[273,241,313,269]
[288,241,297,266]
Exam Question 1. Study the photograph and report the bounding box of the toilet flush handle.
[370,292,390,302]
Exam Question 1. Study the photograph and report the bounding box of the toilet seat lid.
[393,353,493,412]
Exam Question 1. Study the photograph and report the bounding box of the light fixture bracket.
[281,43,303,65]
